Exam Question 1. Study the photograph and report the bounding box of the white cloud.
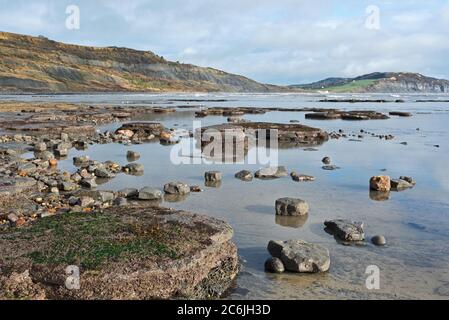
[0,0,448,84]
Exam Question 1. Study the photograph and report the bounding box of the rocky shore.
[0,100,415,300]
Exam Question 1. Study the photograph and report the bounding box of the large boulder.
[324,219,365,241]
[275,198,309,216]
[267,240,330,273]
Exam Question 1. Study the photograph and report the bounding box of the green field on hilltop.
[323,79,378,92]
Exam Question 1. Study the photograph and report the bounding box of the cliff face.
[291,72,449,93]
[0,31,280,93]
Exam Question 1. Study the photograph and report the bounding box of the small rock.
[322,157,331,165]
[138,187,163,201]
[267,240,330,273]
[324,219,365,241]
[113,197,128,206]
[391,179,413,191]
[264,257,285,273]
[291,172,315,182]
[190,185,203,192]
[275,198,309,216]
[97,191,115,203]
[371,235,387,246]
[163,182,191,195]
[7,213,18,224]
[80,178,97,189]
[34,142,47,152]
[94,168,116,179]
[126,150,140,160]
[205,171,222,182]
[399,176,416,186]
[50,187,59,194]
[73,156,90,165]
[370,175,391,192]
[255,166,288,179]
[117,188,139,198]
[235,170,253,181]
[60,181,78,192]
[124,163,144,174]
[79,196,95,207]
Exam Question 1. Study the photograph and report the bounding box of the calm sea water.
[7,92,449,299]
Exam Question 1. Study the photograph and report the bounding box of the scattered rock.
[205,171,222,182]
[391,179,413,191]
[389,111,412,117]
[163,182,190,195]
[399,176,416,186]
[117,188,139,198]
[324,219,365,241]
[189,185,203,192]
[370,175,391,192]
[267,240,330,273]
[275,198,309,216]
[124,163,144,174]
[371,235,387,246]
[235,170,253,181]
[322,165,340,171]
[255,166,288,179]
[94,167,116,179]
[322,157,331,165]
[291,172,315,182]
[126,150,140,161]
[264,257,285,273]
[80,178,97,189]
[138,187,163,201]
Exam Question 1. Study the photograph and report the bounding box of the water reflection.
[275,215,308,228]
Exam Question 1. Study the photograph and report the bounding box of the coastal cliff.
[0,31,280,93]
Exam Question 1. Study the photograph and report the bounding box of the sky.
[0,0,448,85]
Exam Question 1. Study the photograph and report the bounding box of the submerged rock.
[291,172,315,182]
[324,219,365,241]
[267,240,330,273]
[255,166,288,179]
[391,179,413,191]
[275,198,309,216]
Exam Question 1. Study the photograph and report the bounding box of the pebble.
[371,235,387,246]
[264,257,285,273]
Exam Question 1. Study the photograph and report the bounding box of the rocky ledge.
[197,122,329,148]
[0,205,239,300]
